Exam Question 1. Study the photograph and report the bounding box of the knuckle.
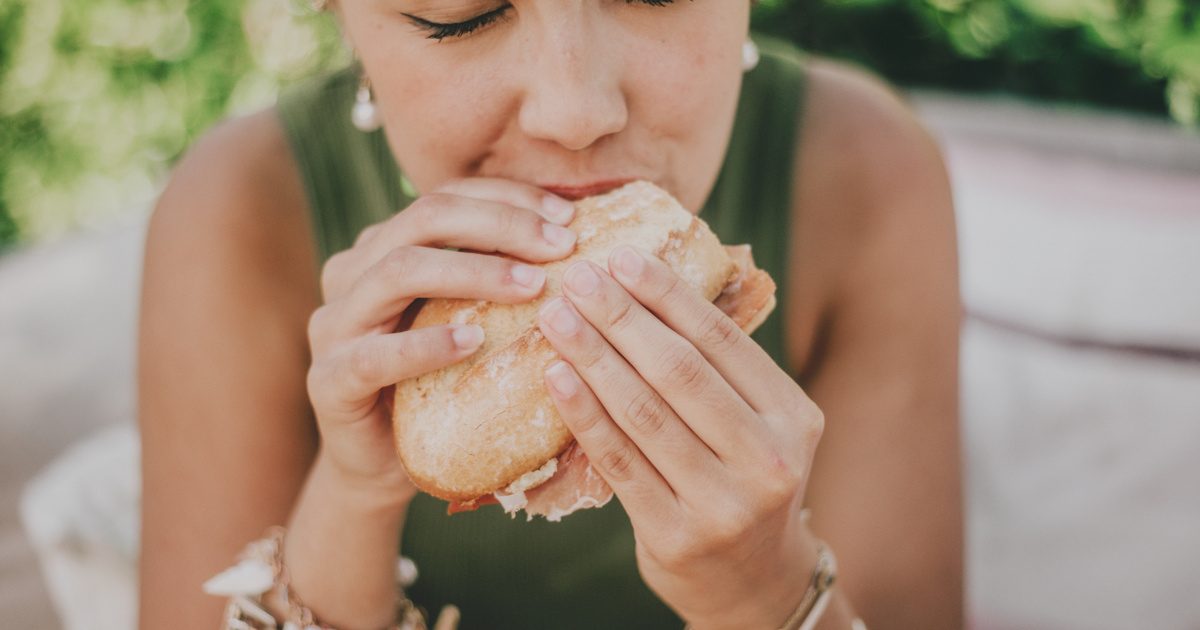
[496,204,524,236]
[571,406,608,435]
[319,253,348,300]
[801,404,826,444]
[598,443,637,482]
[353,223,382,247]
[346,341,384,386]
[657,531,708,568]
[606,299,637,333]
[415,191,453,213]
[696,307,742,351]
[622,389,669,436]
[575,341,608,371]
[304,363,325,406]
[382,245,416,273]
[660,345,708,394]
[306,305,329,341]
[406,194,451,231]
[307,306,337,352]
[432,177,465,194]
[654,272,686,306]
[708,509,752,549]
[758,448,803,510]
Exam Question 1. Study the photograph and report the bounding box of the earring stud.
[352,76,383,132]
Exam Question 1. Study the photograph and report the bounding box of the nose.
[517,23,628,151]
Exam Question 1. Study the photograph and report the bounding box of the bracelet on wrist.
[203,526,459,630]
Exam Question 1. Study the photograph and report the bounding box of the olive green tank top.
[277,36,807,630]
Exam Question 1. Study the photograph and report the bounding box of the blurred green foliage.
[0,0,1197,249]
[752,0,1199,121]
[0,0,347,248]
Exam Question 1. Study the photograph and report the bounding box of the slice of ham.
[445,244,775,520]
[522,442,614,521]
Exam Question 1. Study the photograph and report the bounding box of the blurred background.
[1,0,1198,628]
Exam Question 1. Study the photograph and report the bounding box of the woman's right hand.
[304,178,579,508]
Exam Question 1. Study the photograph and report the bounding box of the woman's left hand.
[536,245,827,630]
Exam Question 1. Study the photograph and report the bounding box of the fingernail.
[511,264,546,290]
[539,298,580,335]
[542,195,575,225]
[546,361,580,399]
[564,263,600,297]
[452,324,484,350]
[542,223,577,250]
[612,247,644,281]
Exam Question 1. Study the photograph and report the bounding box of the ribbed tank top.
[276,35,807,630]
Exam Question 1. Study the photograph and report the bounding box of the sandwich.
[391,181,777,521]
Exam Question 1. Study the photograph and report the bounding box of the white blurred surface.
[916,93,1200,630]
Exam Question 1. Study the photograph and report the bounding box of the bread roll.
[391,181,774,514]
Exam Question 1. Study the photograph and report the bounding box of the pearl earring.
[352,75,382,132]
[742,39,760,72]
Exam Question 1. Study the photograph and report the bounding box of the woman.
[138,1,963,628]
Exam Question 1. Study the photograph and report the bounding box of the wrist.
[689,523,824,630]
[313,448,417,518]
[277,453,414,629]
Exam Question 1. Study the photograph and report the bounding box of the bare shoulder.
[138,108,321,628]
[148,107,317,283]
[785,56,958,376]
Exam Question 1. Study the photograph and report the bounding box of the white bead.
[202,559,274,596]
[396,555,419,587]
[742,39,760,72]
[352,99,381,132]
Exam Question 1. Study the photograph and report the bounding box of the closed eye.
[403,0,680,42]
[402,4,513,41]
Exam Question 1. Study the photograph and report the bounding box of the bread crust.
[392,182,742,502]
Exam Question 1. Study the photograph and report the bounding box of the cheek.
[628,36,743,209]
[344,10,513,187]
[378,58,513,188]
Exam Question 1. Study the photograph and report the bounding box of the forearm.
[271,450,411,630]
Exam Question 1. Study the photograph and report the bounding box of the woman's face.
[335,1,751,211]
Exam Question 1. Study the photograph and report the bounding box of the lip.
[539,178,638,201]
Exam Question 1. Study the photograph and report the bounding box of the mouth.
[539,179,639,201]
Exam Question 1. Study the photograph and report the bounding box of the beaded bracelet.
[203,526,459,630]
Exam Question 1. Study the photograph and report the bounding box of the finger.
[310,324,485,421]
[325,246,548,340]
[434,178,575,225]
[537,296,719,495]
[328,196,576,299]
[543,360,676,530]
[608,246,798,413]
[559,259,767,465]
[351,178,574,252]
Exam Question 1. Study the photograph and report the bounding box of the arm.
[141,116,579,628]
[786,60,964,628]
[138,109,404,628]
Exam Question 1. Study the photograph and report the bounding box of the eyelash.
[406,0,677,41]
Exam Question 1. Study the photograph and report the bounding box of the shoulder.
[145,106,321,325]
[149,107,314,275]
[785,57,958,374]
[796,56,951,231]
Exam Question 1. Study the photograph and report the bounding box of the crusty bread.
[392,181,750,503]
